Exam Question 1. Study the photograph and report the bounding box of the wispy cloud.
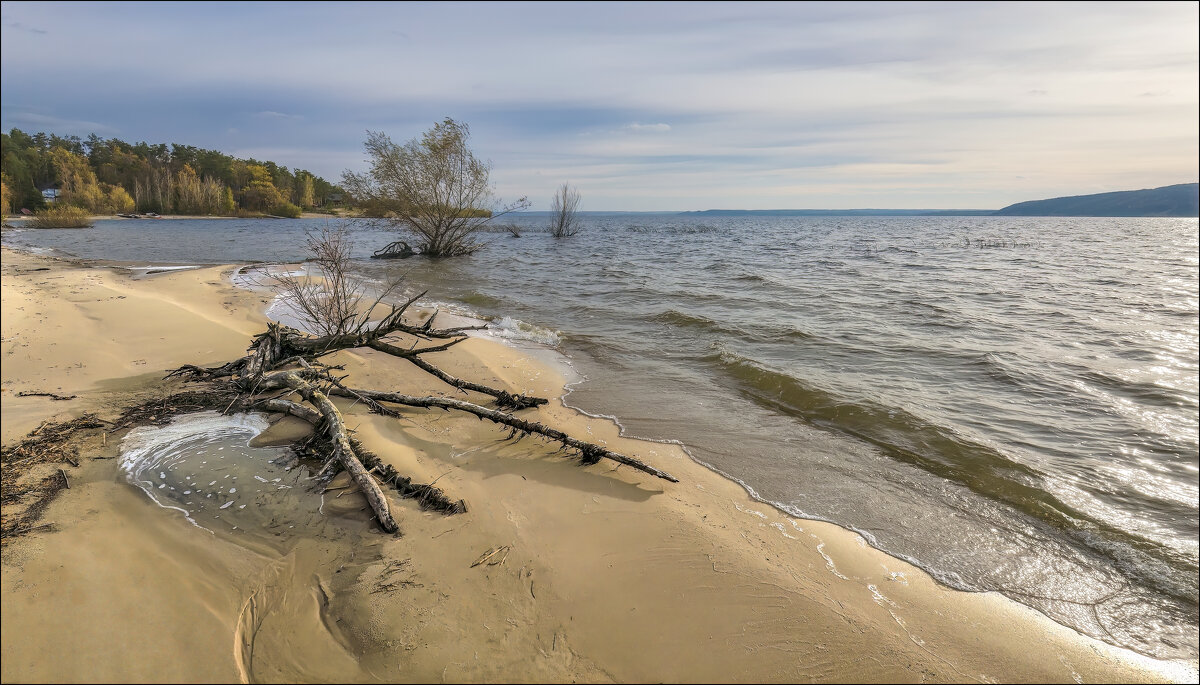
[5,21,46,34]
[622,122,671,133]
[3,110,117,135]
[254,110,303,120]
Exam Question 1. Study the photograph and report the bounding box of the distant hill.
[993,183,1199,217]
[678,209,996,217]
[680,183,1199,218]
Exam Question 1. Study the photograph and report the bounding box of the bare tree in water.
[549,182,582,238]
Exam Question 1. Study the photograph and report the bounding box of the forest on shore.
[0,129,344,217]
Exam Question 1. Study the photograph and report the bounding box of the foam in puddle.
[119,411,304,534]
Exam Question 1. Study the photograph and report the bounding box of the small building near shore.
[40,188,61,204]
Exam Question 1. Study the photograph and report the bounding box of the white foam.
[484,316,562,347]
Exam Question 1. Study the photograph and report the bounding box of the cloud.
[622,122,671,133]
[255,110,303,120]
[4,111,117,135]
[5,21,47,34]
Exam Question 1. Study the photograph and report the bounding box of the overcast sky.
[2,1,1196,210]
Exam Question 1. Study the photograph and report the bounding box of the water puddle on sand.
[117,411,385,682]
[119,411,323,541]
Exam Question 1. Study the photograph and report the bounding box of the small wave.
[624,223,725,235]
[458,291,506,309]
[647,309,814,343]
[698,345,1095,523]
[650,309,723,331]
[733,272,768,283]
[485,316,562,347]
[1080,370,1199,410]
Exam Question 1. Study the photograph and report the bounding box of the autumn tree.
[1,173,12,215]
[296,171,316,209]
[49,148,134,214]
[240,164,284,211]
[342,118,529,257]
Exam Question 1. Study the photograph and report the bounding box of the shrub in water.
[272,202,302,218]
[29,205,93,228]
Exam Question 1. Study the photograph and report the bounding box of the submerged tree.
[342,118,529,257]
[548,182,582,237]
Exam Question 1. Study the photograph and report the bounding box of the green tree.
[342,118,528,256]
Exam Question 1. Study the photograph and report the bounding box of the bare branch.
[549,182,582,238]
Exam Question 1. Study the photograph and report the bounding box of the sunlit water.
[7,214,1198,662]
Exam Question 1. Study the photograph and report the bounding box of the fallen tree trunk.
[271,371,400,533]
[255,396,467,514]
[324,385,677,483]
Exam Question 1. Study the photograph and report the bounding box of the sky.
[1,1,1197,211]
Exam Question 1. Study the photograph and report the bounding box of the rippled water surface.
[7,214,1198,662]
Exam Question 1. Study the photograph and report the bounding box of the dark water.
[5,214,1198,663]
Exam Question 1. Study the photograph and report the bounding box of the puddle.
[119,411,321,540]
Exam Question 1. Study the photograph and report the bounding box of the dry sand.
[0,246,1188,683]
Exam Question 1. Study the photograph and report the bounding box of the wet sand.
[1,246,1187,683]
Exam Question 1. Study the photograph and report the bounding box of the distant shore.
[3,211,341,224]
[0,245,1189,683]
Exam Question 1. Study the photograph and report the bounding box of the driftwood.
[372,240,417,259]
[169,293,677,535]
[16,391,77,401]
[325,386,678,482]
[269,370,399,533]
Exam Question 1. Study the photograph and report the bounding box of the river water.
[5,213,1197,663]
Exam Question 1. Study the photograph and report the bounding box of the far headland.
[680,182,1200,217]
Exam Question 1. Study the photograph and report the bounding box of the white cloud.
[254,111,303,120]
[622,122,671,133]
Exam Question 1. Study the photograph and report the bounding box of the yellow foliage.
[1,175,12,215]
[30,205,93,228]
[106,185,135,214]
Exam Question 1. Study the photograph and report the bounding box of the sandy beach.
[0,246,1186,683]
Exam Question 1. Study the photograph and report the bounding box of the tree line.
[0,129,344,217]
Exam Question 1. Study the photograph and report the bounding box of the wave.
[484,316,562,347]
[699,345,1200,641]
[457,291,506,309]
[699,346,1169,546]
[647,309,814,343]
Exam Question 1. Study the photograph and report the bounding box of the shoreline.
[2,211,343,225]
[1,245,1192,683]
